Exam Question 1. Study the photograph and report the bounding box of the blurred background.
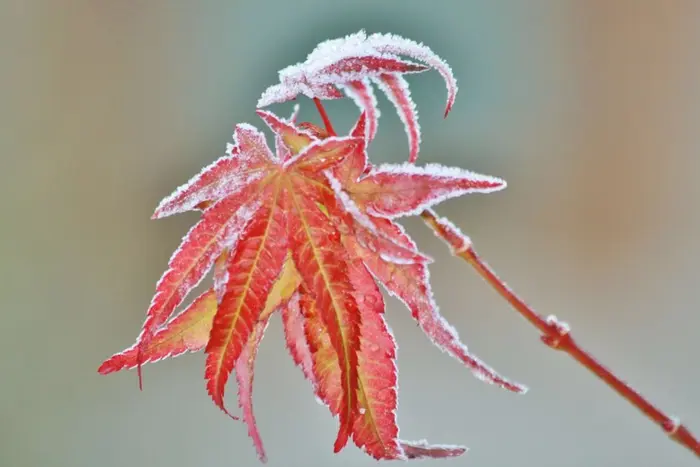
[2,1,700,466]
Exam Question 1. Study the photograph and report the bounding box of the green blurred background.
[2,1,700,466]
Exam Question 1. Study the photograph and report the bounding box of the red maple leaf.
[99,31,525,463]
[257,30,458,163]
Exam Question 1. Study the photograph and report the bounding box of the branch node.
[541,315,572,350]
[663,416,681,436]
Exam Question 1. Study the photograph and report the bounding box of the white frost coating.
[545,314,571,335]
[152,153,266,219]
[311,56,426,86]
[665,416,681,435]
[340,78,380,141]
[378,252,415,265]
[370,161,507,185]
[371,73,421,162]
[257,82,301,108]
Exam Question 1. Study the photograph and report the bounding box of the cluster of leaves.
[99,30,525,462]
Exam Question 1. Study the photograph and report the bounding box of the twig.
[419,208,700,459]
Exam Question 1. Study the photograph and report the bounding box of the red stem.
[311,97,700,458]
[313,97,337,136]
[419,209,700,459]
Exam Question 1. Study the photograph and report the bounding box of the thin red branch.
[313,97,337,136]
[419,208,700,459]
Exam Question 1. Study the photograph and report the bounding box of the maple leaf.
[99,30,525,463]
[257,30,457,162]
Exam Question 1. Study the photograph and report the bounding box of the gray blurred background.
[2,1,700,466]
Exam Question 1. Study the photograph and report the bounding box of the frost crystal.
[545,314,571,335]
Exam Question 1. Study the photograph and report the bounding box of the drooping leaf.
[345,254,403,460]
[295,241,466,460]
[235,315,272,463]
[257,30,457,163]
[205,185,288,416]
[364,31,458,117]
[286,176,361,453]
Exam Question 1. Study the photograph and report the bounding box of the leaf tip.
[97,359,116,375]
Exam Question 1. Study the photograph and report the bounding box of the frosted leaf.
[354,162,506,219]
[256,30,458,161]
[311,55,428,85]
[305,30,369,63]
[372,73,421,162]
[152,153,267,219]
